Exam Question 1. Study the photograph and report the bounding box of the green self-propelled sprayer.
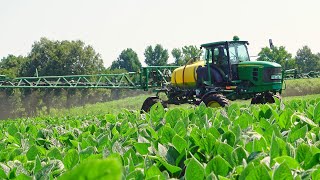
[0,40,284,112]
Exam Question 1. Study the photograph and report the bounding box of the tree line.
[0,37,319,119]
[111,44,320,74]
[257,46,320,72]
[0,38,139,119]
[110,44,202,72]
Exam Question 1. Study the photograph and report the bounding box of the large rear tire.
[201,94,229,108]
[141,97,167,113]
[251,92,281,104]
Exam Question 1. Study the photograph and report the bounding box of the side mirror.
[269,39,274,49]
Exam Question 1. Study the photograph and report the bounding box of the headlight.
[270,74,282,80]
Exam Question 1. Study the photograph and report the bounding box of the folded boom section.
[0,66,177,90]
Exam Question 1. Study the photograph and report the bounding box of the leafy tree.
[17,37,105,115]
[171,48,183,65]
[257,46,295,70]
[295,46,319,72]
[181,45,202,63]
[0,55,28,78]
[19,37,105,76]
[144,44,169,66]
[110,48,141,72]
[171,45,202,66]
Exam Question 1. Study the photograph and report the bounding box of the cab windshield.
[228,43,250,64]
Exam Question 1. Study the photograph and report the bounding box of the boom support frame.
[0,66,178,90]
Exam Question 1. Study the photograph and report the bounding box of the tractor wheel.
[266,93,282,103]
[201,94,229,108]
[251,92,281,104]
[251,94,264,104]
[141,97,166,113]
[265,93,275,103]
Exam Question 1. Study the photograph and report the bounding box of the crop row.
[0,97,319,179]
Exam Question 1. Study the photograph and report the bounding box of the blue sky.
[0,0,319,67]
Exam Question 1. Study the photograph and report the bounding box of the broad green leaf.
[304,153,320,169]
[208,127,221,139]
[293,114,318,127]
[165,108,182,127]
[26,145,39,161]
[48,148,63,161]
[253,138,267,152]
[150,156,181,174]
[80,146,95,162]
[14,173,32,180]
[134,143,150,155]
[272,163,293,180]
[0,167,7,179]
[185,157,204,180]
[174,120,187,137]
[217,142,235,166]
[201,133,216,154]
[217,175,231,180]
[159,125,176,144]
[314,102,320,123]
[234,113,251,129]
[63,149,79,170]
[10,148,23,160]
[8,124,19,136]
[157,143,179,167]
[270,133,279,165]
[150,102,165,123]
[105,114,117,123]
[278,110,292,129]
[274,156,300,169]
[123,148,140,166]
[158,143,168,160]
[59,158,122,180]
[126,169,144,180]
[172,134,187,154]
[146,126,159,140]
[205,155,231,177]
[206,172,218,180]
[239,163,254,180]
[287,125,308,143]
[312,169,320,180]
[97,134,109,149]
[190,128,203,147]
[295,143,311,163]
[34,156,42,175]
[227,103,240,120]
[35,164,54,180]
[247,151,266,164]
[246,164,270,180]
[111,126,120,140]
[232,147,247,165]
[240,163,270,180]
[70,140,79,148]
[221,131,236,147]
[145,165,165,180]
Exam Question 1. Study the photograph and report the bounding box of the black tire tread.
[202,94,229,107]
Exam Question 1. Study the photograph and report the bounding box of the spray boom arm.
[0,66,178,91]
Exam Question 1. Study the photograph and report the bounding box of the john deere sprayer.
[0,40,284,112]
[141,40,284,111]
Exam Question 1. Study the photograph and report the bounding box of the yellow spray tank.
[171,60,205,87]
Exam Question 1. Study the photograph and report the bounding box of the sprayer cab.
[200,41,251,84]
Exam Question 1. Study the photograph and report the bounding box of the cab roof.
[200,41,248,48]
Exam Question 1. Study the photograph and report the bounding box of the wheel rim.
[207,101,220,108]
